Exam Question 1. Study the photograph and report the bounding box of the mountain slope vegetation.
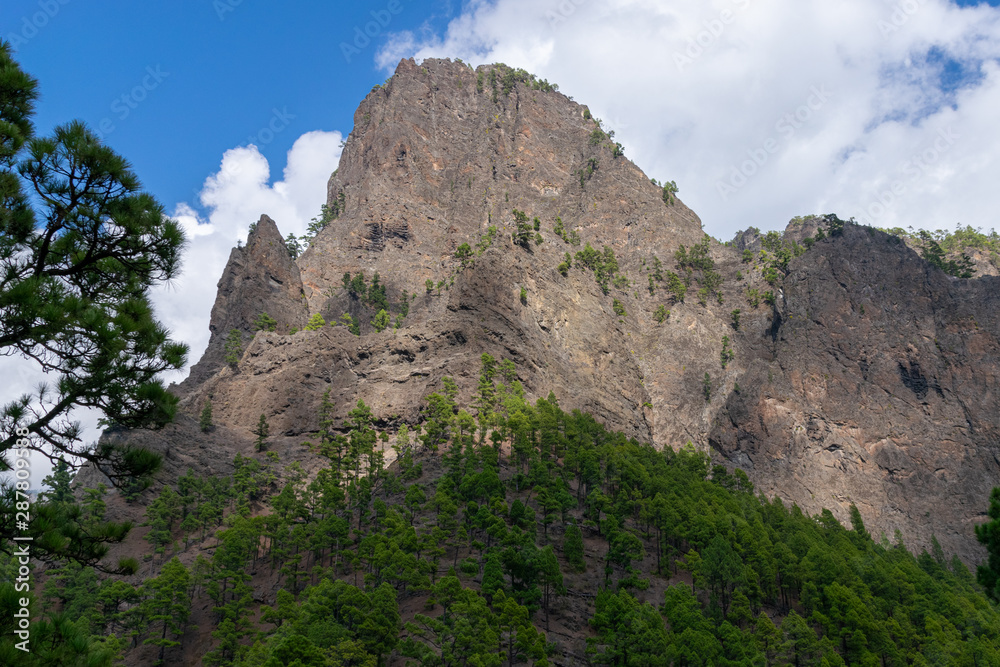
[16,356,1000,665]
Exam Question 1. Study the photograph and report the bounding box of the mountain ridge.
[153,56,998,565]
[56,55,1000,667]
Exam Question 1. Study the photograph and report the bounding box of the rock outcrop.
[711,223,1000,563]
[180,214,308,389]
[176,58,748,456]
[296,58,705,315]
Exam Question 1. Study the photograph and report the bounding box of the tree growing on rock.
[372,309,390,333]
[199,400,214,433]
[303,313,326,331]
[340,313,360,336]
[253,414,270,453]
[254,312,277,332]
[224,329,243,365]
[512,209,533,247]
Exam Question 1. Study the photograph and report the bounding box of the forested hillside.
[9,356,1000,666]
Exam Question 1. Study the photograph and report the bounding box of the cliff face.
[138,57,997,563]
[296,57,705,313]
[176,58,751,455]
[711,223,1000,563]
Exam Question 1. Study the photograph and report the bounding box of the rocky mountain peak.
[297,57,705,314]
[174,59,733,464]
[180,213,307,390]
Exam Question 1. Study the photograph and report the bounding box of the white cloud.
[375,0,1000,238]
[156,130,344,386]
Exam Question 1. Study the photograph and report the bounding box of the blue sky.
[4,0,1000,481]
[2,0,450,215]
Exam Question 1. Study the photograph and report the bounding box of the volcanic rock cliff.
[711,223,1000,563]
[113,57,998,565]
[176,58,737,453]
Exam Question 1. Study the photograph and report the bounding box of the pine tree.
[339,312,360,336]
[253,414,270,453]
[976,487,1000,601]
[199,400,214,433]
[482,550,505,602]
[753,612,787,662]
[537,546,565,631]
[316,389,350,483]
[253,311,278,332]
[590,589,670,665]
[474,353,499,433]
[849,503,870,542]
[40,457,74,503]
[284,232,303,259]
[363,582,402,661]
[204,618,241,666]
[666,271,687,302]
[143,557,191,665]
[512,209,533,247]
[224,329,243,365]
[931,534,947,567]
[304,312,326,331]
[372,308,390,332]
[782,610,821,665]
[260,589,298,628]
[563,524,585,572]
[259,634,325,666]
[495,590,545,667]
[96,579,141,637]
[144,485,181,560]
[422,388,456,453]
[346,399,376,480]
[0,43,187,565]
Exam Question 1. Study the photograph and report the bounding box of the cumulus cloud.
[376,0,1000,237]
